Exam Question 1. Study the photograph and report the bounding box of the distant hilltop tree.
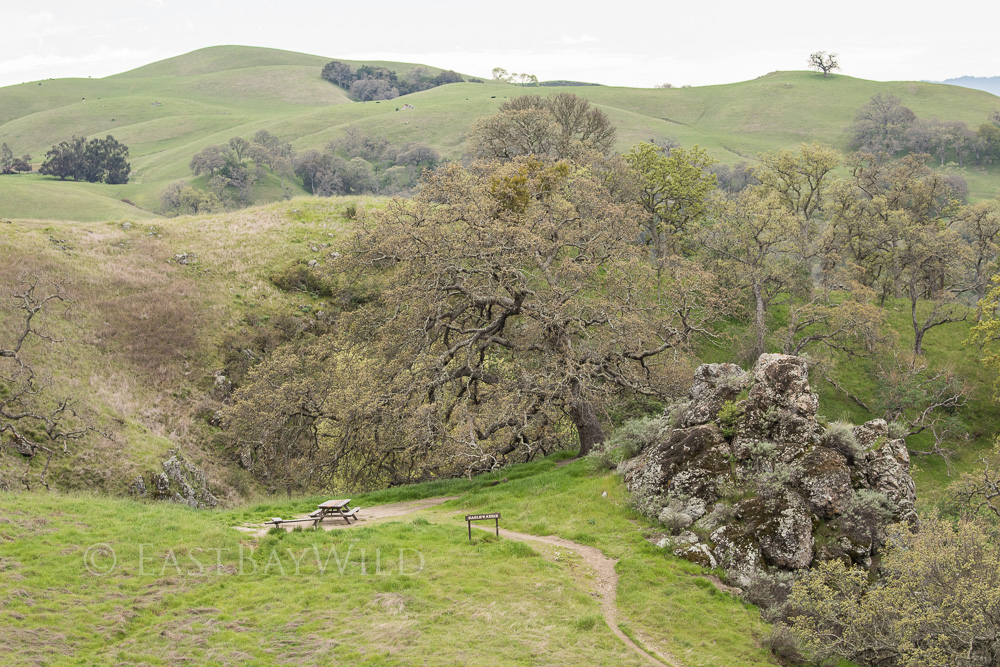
[808,51,841,78]
[491,68,539,86]
[38,136,129,184]
[321,60,464,101]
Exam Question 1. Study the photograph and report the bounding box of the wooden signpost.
[466,512,500,540]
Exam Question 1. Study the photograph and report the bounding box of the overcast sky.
[1,0,996,89]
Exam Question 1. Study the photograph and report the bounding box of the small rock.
[601,491,607,497]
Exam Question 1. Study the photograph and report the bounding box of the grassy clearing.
[219,453,773,665]
[3,46,999,219]
[0,451,772,665]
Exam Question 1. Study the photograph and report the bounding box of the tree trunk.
[567,381,604,457]
[753,279,767,360]
[911,297,924,356]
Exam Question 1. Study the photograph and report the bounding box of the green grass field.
[0,452,773,665]
[3,46,999,219]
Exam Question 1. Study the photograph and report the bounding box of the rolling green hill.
[2,45,999,220]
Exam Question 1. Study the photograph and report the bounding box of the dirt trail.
[237,496,675,666]
[470,524,675,667]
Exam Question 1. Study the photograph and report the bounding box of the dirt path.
[470,524,676,667]
[237,496,675,666]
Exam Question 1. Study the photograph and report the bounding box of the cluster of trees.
[207,94,1000,663]
[176,130,294,210]
[163,128,441,214]
[294,126,440,197]
[852,93,1000,166]
[0,143,31,174]
[222,92,997,493]
[37,135,130,184]
[490,68,539,86]
[321,61,463,101]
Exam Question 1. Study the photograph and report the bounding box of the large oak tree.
[226,157,709,488]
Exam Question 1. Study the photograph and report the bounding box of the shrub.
[756,462,803,508]
[785,515,1000,666]
[717,400,744,438]
[744,569,799,621]
[666,401,689,428]
[887,420,909,439]
[587,450,616,473]
[821,420,862,461]
[759,405,785,434]
[762,624,805,663]
[604,416,667,460]
[841,489,895,544]
[270,263,335,297]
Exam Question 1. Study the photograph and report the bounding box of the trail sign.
[466,512,500,540]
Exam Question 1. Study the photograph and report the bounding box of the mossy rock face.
[626,354,918,588]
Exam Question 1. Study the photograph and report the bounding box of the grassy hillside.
[3,46,999,220]
[0,453,773,665]
[0,196,366,497]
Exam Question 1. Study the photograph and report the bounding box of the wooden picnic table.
[265,499,361,529]
[313,499,359,524]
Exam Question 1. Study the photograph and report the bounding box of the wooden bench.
[267,516,322,528]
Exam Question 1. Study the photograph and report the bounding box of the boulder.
[623,354,918,589]
[798,447,852,518]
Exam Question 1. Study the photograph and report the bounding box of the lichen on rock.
[129,450,218,508]
[622,353,917,588]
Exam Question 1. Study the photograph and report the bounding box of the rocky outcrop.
[129,451,218,508]
[621,353,917,588]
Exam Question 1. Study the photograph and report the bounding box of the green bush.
[270,263,335,296]
[717,400,744,438]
